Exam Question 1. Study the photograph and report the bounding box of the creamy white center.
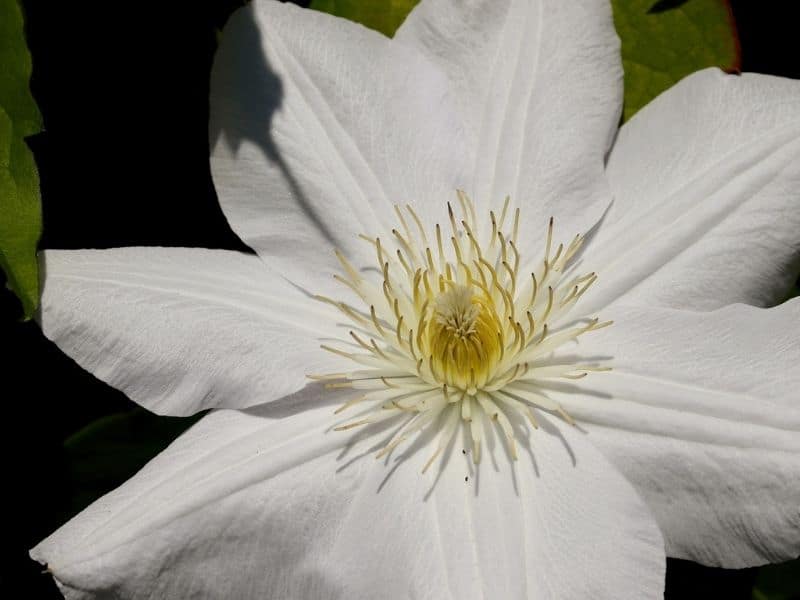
[311,192,610,471]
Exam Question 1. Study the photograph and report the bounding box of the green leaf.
[0,0,43,319]
[751,557,800,600]
[612,0,740,121]
[64,409,202,517]
[309,0,418,37]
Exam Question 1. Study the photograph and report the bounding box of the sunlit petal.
[583,69,800,312]
[210,1,467,295]
[32,388,665,599]
[396,0,623,251]
[40,248,345,415]
[554,300,800,567]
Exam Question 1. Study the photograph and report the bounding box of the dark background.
[2,1,798,598]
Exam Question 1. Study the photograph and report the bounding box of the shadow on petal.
[241,381,347,419]
[210,4,337,245]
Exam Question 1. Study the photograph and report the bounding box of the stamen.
[498,196,510,231]
[406,205,429,246]
[334,248,361,283]
[316,194,610,471]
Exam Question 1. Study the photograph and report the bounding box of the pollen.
[310,192,611,470]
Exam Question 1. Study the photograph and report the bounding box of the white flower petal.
[583,68,800,313]
[555,300,800,567]
[210,1,468,294]
[39,248,345,415]
[395,0,623,248]
[32,390,665,599]
[416,419,665,600]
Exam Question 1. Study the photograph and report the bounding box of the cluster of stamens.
[311,192,610,471]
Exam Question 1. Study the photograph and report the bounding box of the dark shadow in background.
[647,0,689,15]
[26,1,255,252]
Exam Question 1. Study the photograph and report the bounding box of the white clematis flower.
[31,0,800,598]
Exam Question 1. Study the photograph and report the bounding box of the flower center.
[311,192,610,471]
[429,284,501,392]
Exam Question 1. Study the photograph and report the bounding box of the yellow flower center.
[311,192,610,471]
[429,284,502,392]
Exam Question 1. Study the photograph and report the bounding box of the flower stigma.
[310,192,611,471]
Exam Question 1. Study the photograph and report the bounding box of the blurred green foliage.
[752,557,800,600]
[614,0,739,121]
[0,0,42,319]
